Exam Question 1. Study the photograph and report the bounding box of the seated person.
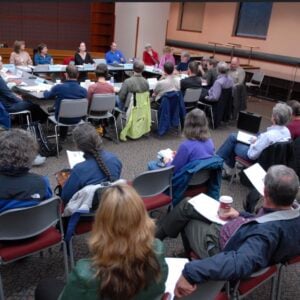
[0,129,52,212]
[34,43,53,65]
[217,103,292,177]
[36,184,168,300]
[198,56,210,78]
[205,58,218,87]
[180,61,202,96]
[143,43,159,66]
[148,108,214,174]
[176,51,191,73]
[118,60,149,110]
[159,46,175,70]
[228,57,246,86]
[44,64,87,141]
[74,41,94,82]
[105,42,126,64]
[287,100,300,140]
[10,40,33,66]
[156,165,300,298]
[0,102,10,130]
[61,123,122,204]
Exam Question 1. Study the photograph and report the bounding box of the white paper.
[158,148,174,160]
[165,258,189,299]
[237,130,256,145]
[243,163,266,196]
[188,193,227,225]
[66,150,85,169]
[20,83,53,92]
[147,77,158,90]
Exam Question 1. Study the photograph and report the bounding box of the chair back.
[251,72,264,87]
[184,88,202,103]
[132,166,174,198]
[188,169,211,186]
[0,197,61,240]
[58,99,88,119]
[89,94,115,114]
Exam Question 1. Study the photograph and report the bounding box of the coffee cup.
[218,195,233,219]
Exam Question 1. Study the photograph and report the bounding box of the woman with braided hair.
[61,123,122,204]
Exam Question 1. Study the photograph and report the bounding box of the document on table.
[20,83,53,92]
[66,150,85,169]
[237,130,256,145]
[188,193,227,225]
[243,163,266,196]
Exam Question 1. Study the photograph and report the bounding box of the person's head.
[181,51,190,63]
[217,61,229,75]
[188,61,199,76]
[133,59,144,74]
[163,61,174,75]
[78,42,86,53]
[145,43,152,51]
[0,55,2,69]
[264,165,299,207]
[37,43,48,55]
[110,42,117,52]
[209,58,218,69]
[95,63,108,79]
[287,100,300,117]
[65,64,78,80]
[0,129,38,172]
[271,103,292,125]
[183,108,210,141]
[163,46,172,54]
[89,184,160,300]
[230,57,240,70]
[13,40,25,53]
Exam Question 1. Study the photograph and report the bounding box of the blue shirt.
[34,53,53,65]
[176,60,190,72]
[206,74,234,101]
[105,50,126,64]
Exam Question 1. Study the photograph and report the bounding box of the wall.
[115,3,170,60]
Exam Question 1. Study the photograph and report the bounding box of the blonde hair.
[163,46,172,54]
[89,184,161,299]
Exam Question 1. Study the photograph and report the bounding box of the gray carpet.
[2,99,299,299]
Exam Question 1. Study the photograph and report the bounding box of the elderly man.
[176,51,191,73]
[156,165,300,298]
[105,42,126,64]
[228,57,245,86]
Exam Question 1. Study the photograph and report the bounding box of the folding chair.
[47,98,88,156]
[184,88,202,112]
[246,71,264,101]
[198,101,215,129]
[0,197,69,300]
[9,110,32,126]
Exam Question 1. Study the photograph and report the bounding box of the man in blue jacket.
[156,165,300,298]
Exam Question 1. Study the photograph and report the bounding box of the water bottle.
[110,76,114,86]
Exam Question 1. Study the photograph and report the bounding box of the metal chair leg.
[68,238,75,270]
[113,116,119,142]
[55,125,59,157]
[62,242,69,279]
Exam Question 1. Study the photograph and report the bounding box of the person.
[0,129,52,212]
[205,58,218,87]
[217,103,292,177]
[61,123,122,204]
[44,64,87,141]
[287,100,300,140]
[34,43,53,65]
[105,42,126,64]
[180,61,202,96]
[74,42,94,81]
[9,40,33,66]
[176,51,191,73]
[36,184,168,300]
[198,56,210,79]
[228,57,246,86]
[148,108,215,174]
[118,60,149,110]
[143,43,159,66]
[156,165,300,298]
[159,46,175,70]
[87,63,115,104]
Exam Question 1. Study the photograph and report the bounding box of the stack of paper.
[243,163,266,196]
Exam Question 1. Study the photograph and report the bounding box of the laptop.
[93,58,107,65]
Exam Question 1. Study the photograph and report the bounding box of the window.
[178,3,205,32]
[235,2,273,39]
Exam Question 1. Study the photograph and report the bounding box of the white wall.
[115,3,170,60]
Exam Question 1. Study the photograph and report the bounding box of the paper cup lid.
[219,196,233,204]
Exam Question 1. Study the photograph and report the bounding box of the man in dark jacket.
[156,165,300,298]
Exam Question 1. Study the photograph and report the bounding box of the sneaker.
[33,154,46,166]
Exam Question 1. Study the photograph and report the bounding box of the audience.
[10,40,33,66]
[176,51,191,73]
[156,165,300,298]
[198,56,210,78]
[180,61,202,96]
[74,41,94,81]
[34,43,53,65]
[217,103,292,177]
[143,43,159,66]
[159,46,175,70]
[61,123,122,204]
[287,100,300,140]
[0,129,52,212]
[205,58,218,87]
[105,42,126,64]
[44,65,87,141]
[228,57,246,86]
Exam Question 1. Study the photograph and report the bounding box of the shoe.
[33,154,46,166]
[222,170,232,181]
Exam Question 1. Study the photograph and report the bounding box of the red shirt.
[143,50,159,66]
[287,118,300,140]
[87,81,114,103]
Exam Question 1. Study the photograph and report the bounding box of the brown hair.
[66,64,78,79]
[13,40,25,54]
[287,100,300,116]
[95,63,108,79]
[89,184,161,300]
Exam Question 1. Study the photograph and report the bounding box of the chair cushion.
[214,292,228,300]
[142,193,172,211]
[0,227,62,262]
[75,220,94,235]
[288,255,300,265]
[184,185,208,198]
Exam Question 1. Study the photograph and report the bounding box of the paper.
[243,163,266,196]
[157,148,174,161]
[188,193,227,225]
[20,83,53,92]
[165,258,189,299]
[147,78,158,90]
[66,150,85,168]
[237,130,256,145]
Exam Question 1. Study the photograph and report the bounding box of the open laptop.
[93,58,107,65]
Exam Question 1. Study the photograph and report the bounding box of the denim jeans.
[216,133,251,168]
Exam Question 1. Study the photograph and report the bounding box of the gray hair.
[181,51,190,59]
[264,165,299,206]
[217,61,229,74]
[133,59,144,73]
[272,103,292,125]
[0,129,38,171]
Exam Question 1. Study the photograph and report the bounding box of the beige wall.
[167,2,300,79]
